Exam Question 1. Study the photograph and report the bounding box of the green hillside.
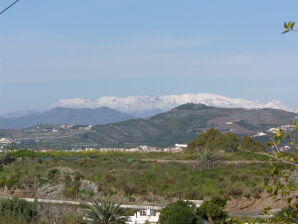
[83,104,296,147]
[1,104,296,149]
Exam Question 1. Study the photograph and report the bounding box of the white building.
[253,132,267,137]
[0,138,11,144]
[85,148,96,151]
[175,144,187,148]
[127,207,160,224]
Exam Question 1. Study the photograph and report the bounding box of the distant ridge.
[0,110,40,118]
[0,104,296,149]
[52,93,297,116]
[85,103,297,148]
[0,107,134,129]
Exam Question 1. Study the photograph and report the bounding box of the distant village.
[0,122,296,153]
[0,135,187,153]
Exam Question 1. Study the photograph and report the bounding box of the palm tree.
[85,199,128,224]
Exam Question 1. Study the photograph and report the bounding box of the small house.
[127,207,160,224]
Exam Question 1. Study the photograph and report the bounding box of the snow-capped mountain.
[51,93,297,117]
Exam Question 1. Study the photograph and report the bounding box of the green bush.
[226,187,243,197]
[187,128,239,152]
[196,197,228,224]
[272,207,298,223]
[0,177,6,188]
[47,168,60,180]
[0,155,15,165]
[63,175,81,199]
[0,197,38,222]
[188,128,264,153]
[196,149,221,169]
[159,200,202,224]
[6,174,20,189]
[239,136,265,152]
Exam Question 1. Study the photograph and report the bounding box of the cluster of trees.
[187,128,265,152]
[159,197,228,224]
[240,136,265,152]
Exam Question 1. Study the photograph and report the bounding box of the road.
[0,195,277,218]
[141,159,276,164]
[0,195,202,210]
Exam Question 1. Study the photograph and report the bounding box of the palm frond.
[85,199,128,224]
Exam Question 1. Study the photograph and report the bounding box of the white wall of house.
[127,207,160,224]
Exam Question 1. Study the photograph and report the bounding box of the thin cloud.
[0,34,297,83]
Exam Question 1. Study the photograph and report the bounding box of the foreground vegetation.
[0,197,83,224]
[3,149,277,161]
[0,124,296,223]
[0,150,282,203]
[0,196,293,224]
[0,125,297,224]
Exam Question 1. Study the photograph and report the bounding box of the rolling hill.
[82,104,297,147]
[1,104,296,149]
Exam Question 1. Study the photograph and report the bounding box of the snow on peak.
[51,93,297,114]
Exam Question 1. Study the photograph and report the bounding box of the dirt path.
[0,195,272,218]
[0,195,200,210]
[141,159,276,164]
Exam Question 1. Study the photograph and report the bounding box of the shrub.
[85,199,128,224]
[184,189,198,200]
[37,204,84,224]
[196,197,228,224]
[0,155,15,165]
[123,184,136,197]
[159,200,202,224]
[240,136,265,152]
[187,128,239,152]
[64,185,80,199]
[0,197,38,222]
[74,172,84,181]
[226,187,243,197]
[6,174,20,189]
[0,177,6,188]
[104,174,116,183]
[63,175,81,199]
[272,207,298,223]
[195,149,221,169]
[47,169,60,180]
[209,197,227,207]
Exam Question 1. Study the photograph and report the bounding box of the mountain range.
[52,93,298,115]
[0,107,134,129]
[1,104,296,149]
[1,93,297,130]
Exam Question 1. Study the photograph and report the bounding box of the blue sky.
[0,0,297,113]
